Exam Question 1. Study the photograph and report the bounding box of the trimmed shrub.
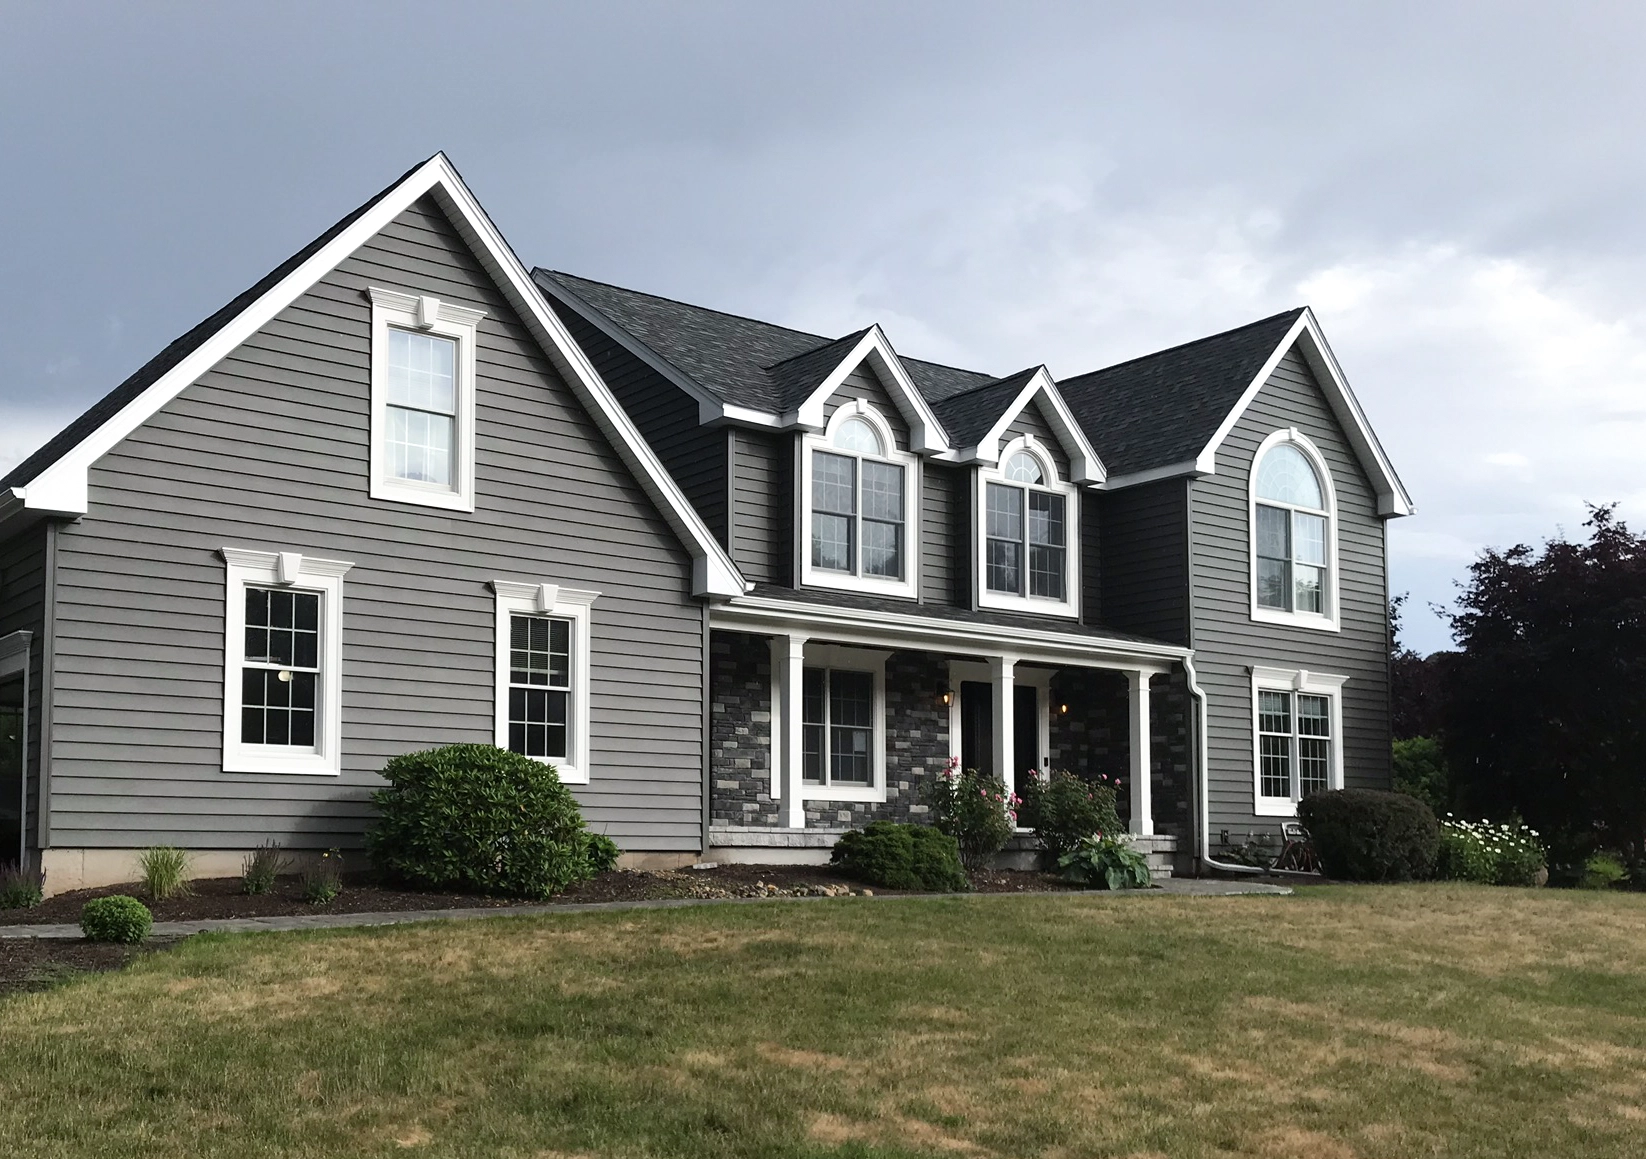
[924,758,1018,873]
[81,895,153,944]
[138,846,191,901]
[1297,789,1440,882]
[1019,770,1123,867]
[0,862,44,909]
[241,842,290,896]
[831,822,968,892]
[1059,834,1153,890]
[367,744,599,899]
[583,832,621,875]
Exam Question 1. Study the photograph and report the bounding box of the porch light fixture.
[941,689,953,707]
[1059,702,1068,715]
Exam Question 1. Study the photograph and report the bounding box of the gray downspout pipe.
[1183,655,1266,876]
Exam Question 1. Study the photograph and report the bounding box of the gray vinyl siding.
[0,522,48,855]
[729,428,790,586]
[822,365,911,451]
[549,302,728,546]
[1188,349,1391,834]
[45,195,706,852]
[1001,399,1070,479]
[919,462,963,606]
[1097,481,1190,646]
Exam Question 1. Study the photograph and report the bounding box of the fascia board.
[531,270,733,422]
[425,176,749,597]
[793,326,951,453]
[1191,309,1413,517]
[19,153,748,599]
[975,369,1107,483]
[1099,459,1206,490]
[22,155,455,516]
[715,595,1187,669]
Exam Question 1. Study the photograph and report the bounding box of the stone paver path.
[0,876,1292,940]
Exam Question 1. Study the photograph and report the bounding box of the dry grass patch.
[0,885,1644,1157]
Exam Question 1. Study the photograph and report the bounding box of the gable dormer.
[784,333,944,600]
[931,368,1104,620]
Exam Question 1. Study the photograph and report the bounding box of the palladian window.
[1254,442,1330,616]
[811,417,905,581]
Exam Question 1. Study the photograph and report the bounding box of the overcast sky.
[4,1,1643,653]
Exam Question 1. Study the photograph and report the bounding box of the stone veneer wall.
[803,650,949,828]
[1046,664,1193,838]
[709,632,778,827]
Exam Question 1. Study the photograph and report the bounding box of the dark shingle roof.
[764,328,871,410]
[1057,308,1305,476]
[2,159,429,490]
[930,367,1040,447]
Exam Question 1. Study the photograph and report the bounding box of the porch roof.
[714,584,1188,670]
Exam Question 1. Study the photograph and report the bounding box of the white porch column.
[770,633,809,829]
[1127,669,1154,836]
[990,654,1018,797]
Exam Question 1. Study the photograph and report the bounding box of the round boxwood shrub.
[81,895,153,944]
[1297,789,1440,882]
[830,821,968,892]
[367,744,602,899]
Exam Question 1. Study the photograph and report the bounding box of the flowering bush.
[1018,769,1124,867]
[1058,834,1152,890]
[1436,816,1546,886]
[924,757,1019,873]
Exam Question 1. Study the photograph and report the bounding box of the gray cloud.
[5,0,1644,653]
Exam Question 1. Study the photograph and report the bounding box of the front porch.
[705,600,1195,873]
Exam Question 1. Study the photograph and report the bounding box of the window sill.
[799,570,918,600]
[1250,607,1340,633]
[1255,797,1300,818]
[370,477,476,513]
[798,783,888,804]
[977,590,1079,619]
[224,750,340,776]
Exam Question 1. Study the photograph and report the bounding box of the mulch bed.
[3,864,1084,927]
[0,937,183,996]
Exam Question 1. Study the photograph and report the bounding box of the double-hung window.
[1253,667,1345,815]
[980,447,1074,614]
[801,666,876,788]
[369,287,485,512]
[491,581,598,784]
[811,417,905,581]
[220,548,352,776]
[1251,434,1335,627]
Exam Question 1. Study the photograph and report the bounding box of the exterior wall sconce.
[1059,702,1069,714]
[941,689,953,707]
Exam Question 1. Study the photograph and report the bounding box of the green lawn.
[3,886,1645,1157]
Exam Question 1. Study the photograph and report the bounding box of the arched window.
[1252,437,1332,618]
[985,447,1066,601]
[810,409,907,582]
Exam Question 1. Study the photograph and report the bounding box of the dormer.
[932,367,1104,619]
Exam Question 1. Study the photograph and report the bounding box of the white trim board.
[5,154,747,598]
[790,326,950,453]
[1250,664,1349,818]
[491,580,599,785]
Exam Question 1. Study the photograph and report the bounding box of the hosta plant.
[1058,834,1153,890]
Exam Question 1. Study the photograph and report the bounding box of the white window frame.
[798,402,920,600]
[369,286,486,512]
[1248,428,1340,632]
[975,435,1080,618]
[491,581,598,785]
[1251,665,1347,817]
[220,547,352,776]
[770,642,889,804]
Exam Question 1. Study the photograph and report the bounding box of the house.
[0,155,1411,892]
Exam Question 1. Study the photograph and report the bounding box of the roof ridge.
[1061,307,1305,385]
[761,326,871,371]
[543,270,836,345]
